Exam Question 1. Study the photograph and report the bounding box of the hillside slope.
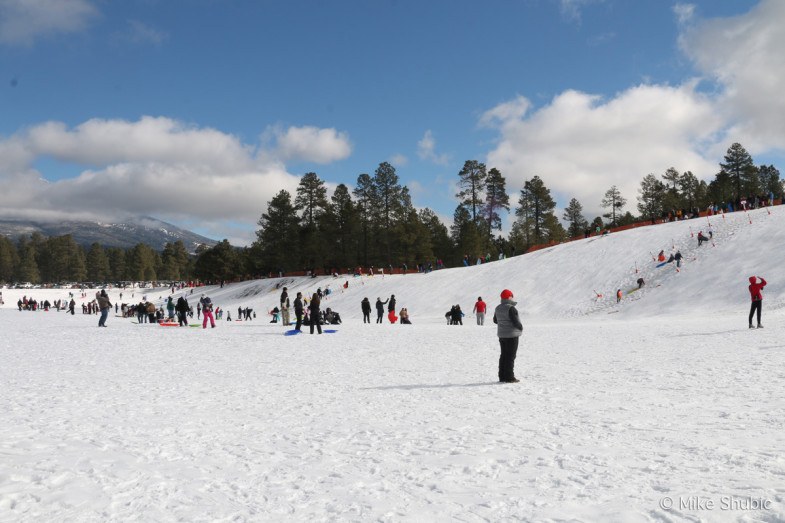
[191,205,784,323]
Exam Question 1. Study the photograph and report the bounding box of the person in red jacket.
[748,275,767,329]
[473,297,487,325]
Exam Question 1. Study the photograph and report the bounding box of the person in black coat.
[294,292,304,331]
[388,294,396,314]
[361,297,372,323]
[308,293,322,334]
[450,305,463,325]
[375,297,388,323]
[176,296,189,326]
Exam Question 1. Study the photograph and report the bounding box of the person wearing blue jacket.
[493,289,523,383]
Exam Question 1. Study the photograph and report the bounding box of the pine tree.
[601,185,626,226]
[254,190,300,273]
[127,243,158,281]
[661,167,681,212]
[482,167,510,243]
[678,171,700,212]
[638,174,666,222]
[456,160,487,222]
[295,172,329,269]
[419,209,453,265]
[322,184,359,269]
[86,243,111,282]
[373,162,405,263]
[0,236,18,283]
[720,142,755,200]
[563,198,588,238]
[352,173,377,266]
[15,236,40,283]
[451,205,483,263]
[758,165,782,199]
[515,176,556,245]
[295,172,329,228]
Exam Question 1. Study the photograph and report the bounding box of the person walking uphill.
[309,292,322,334]
[493,289,523,383]
[473,297,487,325]
[96,290,112,327]
[748,276,767,329]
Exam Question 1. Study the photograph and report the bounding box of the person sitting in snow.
[400,308,411,324]
[637,277,645,289]
[657,250,666,262]
[697,231,708,246]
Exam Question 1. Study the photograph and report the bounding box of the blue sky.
[1,0,781,245]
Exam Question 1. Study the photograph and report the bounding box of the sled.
[158,322,180,327]
[284,329,337,335]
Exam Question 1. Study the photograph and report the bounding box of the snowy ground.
[2,206,785,522]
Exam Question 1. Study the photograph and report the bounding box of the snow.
[2,206,785,521]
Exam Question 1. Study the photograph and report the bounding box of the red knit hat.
[500,289,513,300]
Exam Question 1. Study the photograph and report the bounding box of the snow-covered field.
[2,206,785,522]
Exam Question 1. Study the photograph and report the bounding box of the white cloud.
[389,153,408,167]
[124,19,168,45]
[0,0,97,45]
[673,4,696,26]
[417,130,449,166]
[483,84,721,220]
[271,125,352,164]
[479,96,531,128]
[679,0,785,153]
[557,0,602,22]
[0,117,328,245]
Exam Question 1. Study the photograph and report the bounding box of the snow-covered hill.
[148,204,784,323]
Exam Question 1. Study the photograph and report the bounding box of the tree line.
[2,142,780,285]
[245,142,781,275]
[0,233,195,285]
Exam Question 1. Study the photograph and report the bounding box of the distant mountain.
[0,216,218,253]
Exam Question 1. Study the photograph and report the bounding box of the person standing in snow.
[294,292,304,331]
[493,289,523,383]
[473,297,487,325]
[748,276,767,329]
[387,294,396,316]
[674,250,683,268]
[375,297,388,323]
[308,292,322,335]
[96,290,112,327]
[176,295,189,326]
[280,287,288,309]
[616,289,623,303]
[166,296,175,320]
[281,295,291,326]
[200,295,216,328]
[361,297,372,323]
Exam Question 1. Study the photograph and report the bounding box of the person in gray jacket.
[96,289,112,327]
[492,289,523,383]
